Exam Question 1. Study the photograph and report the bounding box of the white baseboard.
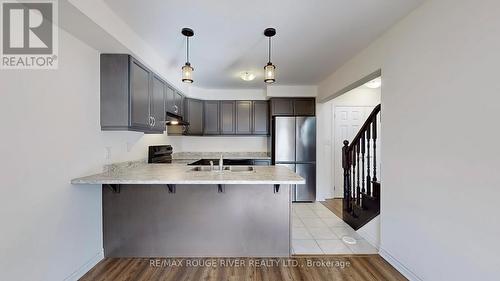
[64,249,104,281]
[357,227,380,249]
[379,247,422,281]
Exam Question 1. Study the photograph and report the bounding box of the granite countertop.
[71,163,304,185]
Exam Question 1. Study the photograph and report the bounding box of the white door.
[333,106,374,198]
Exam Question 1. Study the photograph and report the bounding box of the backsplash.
[172,152,270,160]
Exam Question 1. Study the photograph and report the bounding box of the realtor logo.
[1,0,58,69]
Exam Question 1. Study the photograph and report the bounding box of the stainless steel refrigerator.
[272,116,316,202]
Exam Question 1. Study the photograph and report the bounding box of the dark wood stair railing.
[342,104,381,230]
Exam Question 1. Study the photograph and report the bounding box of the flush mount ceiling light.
[365,77,382,89]
[240,71,256,81]
[264,28,276,84]
[181,28,194,83]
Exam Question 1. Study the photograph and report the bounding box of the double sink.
[187,158,255,173]
[189,166,255,172]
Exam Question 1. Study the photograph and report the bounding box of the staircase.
[342,104,381,231]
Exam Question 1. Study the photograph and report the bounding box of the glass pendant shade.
[264,62,276,84]
[182,63,193,83]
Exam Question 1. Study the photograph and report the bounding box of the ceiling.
[103,0,423,89]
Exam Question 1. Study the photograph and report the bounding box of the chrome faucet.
[219,154,224,171]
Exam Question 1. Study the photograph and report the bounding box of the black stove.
[148,145,173,163]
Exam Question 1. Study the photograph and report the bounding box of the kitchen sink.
[188,166,214,172]
[224,166,255,172]
[188,166,255,172]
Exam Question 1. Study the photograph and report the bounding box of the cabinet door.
[185,98,204,135]
[130,58,151,129]
[271,98,294,116]
[165,86,175,114]
[150,75,166,132]
[252,101,269,135]
[294,98,315,116]
[204,101,220,135]
[220,101,235,134]
[174,91,183,116]
[236,101,252,134]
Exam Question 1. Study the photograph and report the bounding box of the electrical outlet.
[105,147,112,161]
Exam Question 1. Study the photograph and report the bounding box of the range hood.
[165,112,189,126]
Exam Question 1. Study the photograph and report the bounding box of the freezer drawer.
[295,163,316,202]
[296,117,316,162]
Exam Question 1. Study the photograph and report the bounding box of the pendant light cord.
[268,37,272,63]
[186,37,190,64]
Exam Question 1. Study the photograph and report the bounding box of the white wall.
[188,86,267,100]
[267,85,317,97]
[0,29,182,281]
[318,0,500,280]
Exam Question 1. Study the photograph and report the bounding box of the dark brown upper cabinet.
[220,101,236,135]
[203,101,220,135]
[184,98,204,135]
[100,54,165,134]
[270,98,294,116]
[270,98,315,116]
[149,74,166,133]
[129,58,151,130]
[293,98,316,116]
[252,101,269,135]
[174,91,184,116]
[165,86,184,118]
[236,101,253,135]
[165,87,175,114]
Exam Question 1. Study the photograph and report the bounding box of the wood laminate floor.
[80,256,407,281]
[321,198,343,218]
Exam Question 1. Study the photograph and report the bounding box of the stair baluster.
[366,125,372,197]
[372,117,378,183]
[361,132,366,195]
[356,142,361,205]
[352,148,356,205]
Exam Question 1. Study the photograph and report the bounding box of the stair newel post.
[342,140,351,212]
[356,141,361,206]
[372,117,378,183]
[366,124,372,196]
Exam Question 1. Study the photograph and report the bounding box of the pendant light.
[264,28,276,84]
[181,28,194,83]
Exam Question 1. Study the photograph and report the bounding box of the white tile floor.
[291,202,378,255]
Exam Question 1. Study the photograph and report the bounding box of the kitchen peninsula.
[72,162,304,257]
